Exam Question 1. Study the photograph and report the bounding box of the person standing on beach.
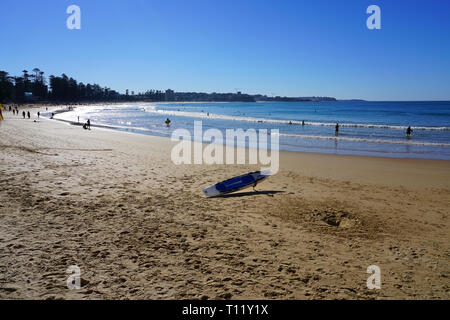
[37,111,40,118]
[22,111,26,119]
[335,123,339,136]
[87,119,91,130]
[27,111,31,119]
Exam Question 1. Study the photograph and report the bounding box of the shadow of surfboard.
[214,190,284,198]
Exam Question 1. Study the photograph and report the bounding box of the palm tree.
[32,68,40,81]
[22,70,30,91]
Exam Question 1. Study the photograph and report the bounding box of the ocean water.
[53,101,450,160]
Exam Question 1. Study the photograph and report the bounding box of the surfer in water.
[335,123,339,136]
[406,126,413,137]
[165,118,171,127]
[302,120,305,126]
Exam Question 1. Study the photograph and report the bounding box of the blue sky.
[1,0,449,100]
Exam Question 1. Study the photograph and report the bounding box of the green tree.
[0,71,14,102]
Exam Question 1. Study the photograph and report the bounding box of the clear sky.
[1,0,449,100]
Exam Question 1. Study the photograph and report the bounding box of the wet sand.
[0,105,449,299]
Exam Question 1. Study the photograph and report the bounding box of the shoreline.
[20,103,450,163]
[54,117,450,189]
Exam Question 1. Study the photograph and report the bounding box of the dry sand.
[0,105,449,299]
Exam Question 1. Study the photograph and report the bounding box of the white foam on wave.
[272,133,450,147]
[142,106,450,131]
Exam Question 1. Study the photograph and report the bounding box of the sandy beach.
[0,105,449,300]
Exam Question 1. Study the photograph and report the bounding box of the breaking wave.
[143,106,450,131]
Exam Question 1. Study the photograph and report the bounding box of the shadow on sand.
[215,190,285,198]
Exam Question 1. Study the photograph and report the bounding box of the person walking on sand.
[335,123,339,136]
[37,111,40,118]
[27,111,31,119]
[87,119,91,130]
[406,126,413,137]
[22,111,26,119]
[165,118,171,127]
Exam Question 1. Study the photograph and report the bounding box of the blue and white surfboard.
[203,170,271,197]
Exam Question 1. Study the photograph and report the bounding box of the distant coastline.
[0,68,337,105]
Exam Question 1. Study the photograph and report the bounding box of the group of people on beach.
[1,104,92,130]
[3,104,33,119]
[10,106,20,116]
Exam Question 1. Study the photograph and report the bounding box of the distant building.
[165,89,175,101]
[24,92,36,101]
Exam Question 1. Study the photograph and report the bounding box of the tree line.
[0,68,165,103]
[0,68,337,104]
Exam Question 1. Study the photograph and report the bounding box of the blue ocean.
[54,101,450,160]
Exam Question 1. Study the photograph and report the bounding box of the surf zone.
[170,121,279,174]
